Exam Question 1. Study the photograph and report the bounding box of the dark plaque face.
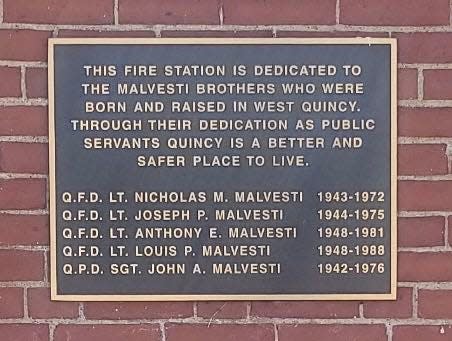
[49,38,397,301]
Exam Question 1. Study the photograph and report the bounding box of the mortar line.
[399,99,452,108]
[0,98,47,106]
[246,302,252,319]
[160,322,166,341]
[78,303,85,320]
[398,175,452,181]
[274,323,279,341]
[386,323,393,341]
[417,67,424,100]
[450,0,452,26]
[43,250,48,283]
[3,22,452,32]
[114,0,119,25]
[399,137,452,144]
[3,316,452,325]
[20,65,26,100]
[218,2,224,26]
[49,324,56,341]
[23,287,29,319]
[193,302,198,318]
[412,285,419,318]
[359,303,364,318]
[0,209,49,215]
[446,215,450,247]
[0,136,48,143]
[0,61,47,67]
[335,0,340,25]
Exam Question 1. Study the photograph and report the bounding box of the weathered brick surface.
[398,144,448,175]
[424,69,452,100]
[0,106,48,136]
[119,0,219,25]
[0,324,49,341]
[223,0,336,25]
[0,214,49,245]
[278,325,387,341]
[395,33,452,63]
[393,325,452,341]
[0,179,47,209]
[0,67,21,97]
[26,68,47,98]
[161,30,274,38]
[0,250,44,280]
[363,287,412,318]
[28,287,79,318]
[340,0,450,26]
[84,302,193,319]
[399,108,452,137]
[418,289,452,319]
[398,68,418,100]
[398,252,452,281]
[398,181,452,211]
[197,302,248,319]
[0,30,51,61]
[0,142,48,174]
[58,30,156,38]
[54,325,161,341]
[0,287,23,318]
[166,324,274,341]
[398,216,445,247]
[251,301,359,318]
[4,0,114,24]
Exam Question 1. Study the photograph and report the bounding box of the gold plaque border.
[48,38,398,301]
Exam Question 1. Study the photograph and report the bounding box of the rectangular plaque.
[49,38,397,301]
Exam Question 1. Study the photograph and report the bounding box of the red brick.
[0,250,44,280]
[399,252,452,281]
[4,0,113,24]
[0,67,21,97]
[0,324,48,341]
[28,287,78,318]
[398,144,448,175]
[0,178,46,209]
[161,30,274,38]
[396,33,452,63]
[0,214,48,245]
[0,287,23,318]
[424,69,452,100]
[398,181,452,211]
[119,0,218,24]
[58,30,156,38]
[54,325,160,341]
[0,106,48,136]
[363,287,412,318]
[224,0,336,25]
[251,301,358,318]
[197,302,247,319]
[166,324,274,341]
[418,290,452,318]
[0,30,51,61]
[398,68,418,100]
[398,216,445,247]
[26,68,47,98]
[0,143,48,174]
[340,0,449,26]
[84,301,192,319]
[393,325,452,341]
[276,31,389,38]
[399,108,452,137]
[279,325,387,341]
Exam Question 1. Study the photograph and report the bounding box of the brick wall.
[0,1,451,340]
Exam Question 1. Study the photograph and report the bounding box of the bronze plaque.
[49,38,397,301]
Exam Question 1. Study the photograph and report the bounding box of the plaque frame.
[48,38,397,301]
